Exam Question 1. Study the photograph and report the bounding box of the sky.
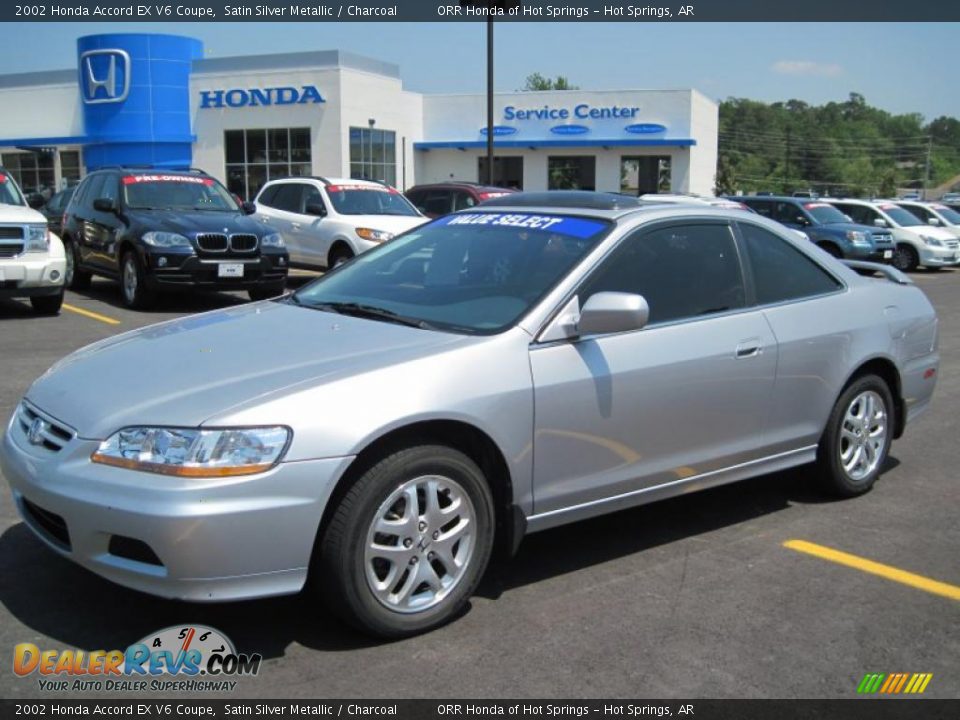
[3,21,957,121]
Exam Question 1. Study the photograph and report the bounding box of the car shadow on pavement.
[0,458,899,654]
[68,279,253,314]
[478,457,900,600]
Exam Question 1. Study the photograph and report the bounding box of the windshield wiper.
[310,302,437,330]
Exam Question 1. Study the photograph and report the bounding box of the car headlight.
[142,231,192,248]
[845,230,870,245]
[91,426,291,477]
[25,224,49,253]
[355,227,394,243]
[920,235,943,247]
[261,232,285,248]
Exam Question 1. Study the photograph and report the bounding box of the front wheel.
[328,245,354,269]
[313,445,495,638]
[120,251,155,310]
[30,291,64,315]
[816,374,894,498]
[891,244,919,273]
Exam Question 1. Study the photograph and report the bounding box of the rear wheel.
[891,244,919,272]
[120,251,155,310]
[816,374,893,498]
[30,291,64,315]
[313,445,495,638]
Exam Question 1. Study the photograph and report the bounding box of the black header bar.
[4,1,960,23]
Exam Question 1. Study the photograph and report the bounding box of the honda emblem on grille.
[27,417,49,446]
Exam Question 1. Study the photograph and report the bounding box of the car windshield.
[803,202,849,224]
[0,172,25,206]
[877,204,924,227]
[290,212,612,334]
[325,184,420,216]
[931,205,960,224]
[123,174,239,211]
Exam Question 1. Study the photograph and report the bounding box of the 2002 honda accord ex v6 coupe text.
[1,192,940,637]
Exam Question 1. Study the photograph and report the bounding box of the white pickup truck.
[0,169,66,315]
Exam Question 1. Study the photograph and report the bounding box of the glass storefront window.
[222,128,312,200]
[548,156,596,191]
[349,126,397,186]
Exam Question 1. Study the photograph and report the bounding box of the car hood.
[26,301,468,439]
[127,209,264,236]
[898,224,955,241]
[339,215,429,235]
[820,221,890,235]
[0,204,46,224]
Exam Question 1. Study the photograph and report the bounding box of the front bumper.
[918,245,960,267]
[143,249,289,291]
[0,254,66,298]
[1,405,353,602]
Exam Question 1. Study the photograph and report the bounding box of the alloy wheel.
[839,390,887,481]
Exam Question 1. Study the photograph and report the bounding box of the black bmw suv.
[61,168,288,308]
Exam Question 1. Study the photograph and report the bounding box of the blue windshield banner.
[435,213,608,239]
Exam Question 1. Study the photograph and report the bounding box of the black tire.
[328,244,354,269]
[891,244,919,273]
[30,291,64,316]
[120,251,155,310]
[248,284,286,302]
[819,243,843,259]
[64,239,91,290]
[816,374,894,498]
[313,444,495,638]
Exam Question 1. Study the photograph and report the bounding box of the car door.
[72,174,103,266]
[295,184,331,268]
[258,183,306,264]
[735,221,849,451]
[529,221,778,515]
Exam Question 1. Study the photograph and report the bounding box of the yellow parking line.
[783,539,960,602]
[62,303,121,326]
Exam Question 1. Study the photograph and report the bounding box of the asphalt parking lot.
[0,270,958,700]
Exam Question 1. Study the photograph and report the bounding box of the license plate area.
[883,250,893,259]
[218,263,244,278]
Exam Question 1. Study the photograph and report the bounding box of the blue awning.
[0,135,89,147]
[414,138,696,150]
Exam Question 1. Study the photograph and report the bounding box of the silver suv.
[0,168,66,315]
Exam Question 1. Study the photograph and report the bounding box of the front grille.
[16,402,75,453]
[229,234,258,252]
[197,233,228,252]
[0,243,24,258]
[0,226,24,240]
[872,233,894,245]
[945,240,959,250]
[21,498,71,550]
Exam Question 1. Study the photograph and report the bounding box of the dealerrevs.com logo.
[13,625,262,692]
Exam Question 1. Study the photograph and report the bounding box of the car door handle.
[291,222,302,230]
[735,340,763,358]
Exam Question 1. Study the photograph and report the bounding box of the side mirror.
[241,201,256,215]
[93,197,116,213]
[873,218,888,228]
[27,193,46,209]
[305,202,327,217]
[928,217,941,226]
[578,292,649,336]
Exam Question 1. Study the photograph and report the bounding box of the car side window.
[775,201,807,226]
[579,223,746,326]
[271,184,303,213]
[745,200,775,219]
[303,185,325,213]
[423,191,452,217]
[100,175,119,203]
[838,204,873,225]
[907,206,932,221]
[80,175,105,209]
[738,223,841,305]
[257,184,280,208]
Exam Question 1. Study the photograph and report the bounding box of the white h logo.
[80,49,131,104]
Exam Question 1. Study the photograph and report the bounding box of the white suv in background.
[252,177,428,269]
[0,168,66,314]
[826,198,960,272]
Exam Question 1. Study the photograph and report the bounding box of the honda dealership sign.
[79,49,131,105]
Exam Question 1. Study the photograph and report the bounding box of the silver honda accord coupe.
[1,192,939,637]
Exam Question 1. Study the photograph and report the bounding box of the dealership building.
[0,33,718,200]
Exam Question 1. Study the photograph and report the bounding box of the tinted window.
[773,201,808,226]
[257,184,280,207]
[100,175,119,203]
[739,223,841,304]
[453,191,478,211]
[79,174,105,208]
[270,183,303,213]
[580,223,745,325]
[422,191,453,217]
[742,199,775,219]
[303,185,325,212]
[900,204,932,221]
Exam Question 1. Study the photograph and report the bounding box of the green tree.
[522,73,579,91]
